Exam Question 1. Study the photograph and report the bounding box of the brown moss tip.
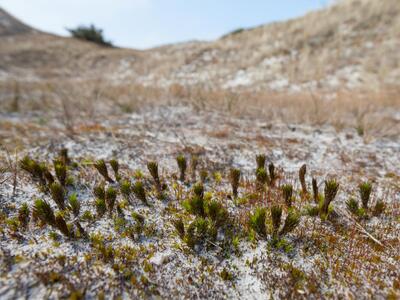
[281,184,293,207]
[176,154,187,182]
[299,164,307,194]
[312,178,319,203]
[147,161,160,188]
[229,168,241,198]
[190,154,199,181]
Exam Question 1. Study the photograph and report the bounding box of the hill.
[0,0,399,93]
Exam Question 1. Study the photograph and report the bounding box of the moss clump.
[105,187,117,217]
[94,159,114,183]
[271,205,282,238]
[279,210,300,237]
[33,199,56,226]
[68,193,80,217]
[50,182,65,210]
[109,159,120,182]
[147,161,162,191]
[256,154,266,169]
[282,184,293,207]
[321,179,339,217]
[249,207,267,237]
[256,168,268,191]
[54,159,67,186]
[359,181,372,209]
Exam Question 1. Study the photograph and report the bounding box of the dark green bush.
[67,24,113,47]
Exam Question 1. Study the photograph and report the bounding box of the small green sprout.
[68,193,80,217]
[54,159,67,186]
[229,168,241,198]
[359,181,372,209]
[249,207,267,237]
[346,197,359,215]
[176,154,187,181]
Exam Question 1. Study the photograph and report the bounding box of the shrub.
[67,24,113,47]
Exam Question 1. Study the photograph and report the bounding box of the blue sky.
[0,0,330,49]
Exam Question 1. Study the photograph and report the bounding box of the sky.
[0,0,330,49]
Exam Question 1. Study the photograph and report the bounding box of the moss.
[229,168,241,198]
[94,159,114,183]
[299,164,307,195]
[279,210,300,237]
[255,154,266,169]
[68,193,80,217]
[105,187,117,217]
[282,184,294,207]
[249,207,267,237]
[53,159,67,186]
[359,181,372,209]
[220,268,233,281]
[321,179,339,217]
[176,154,187,182]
